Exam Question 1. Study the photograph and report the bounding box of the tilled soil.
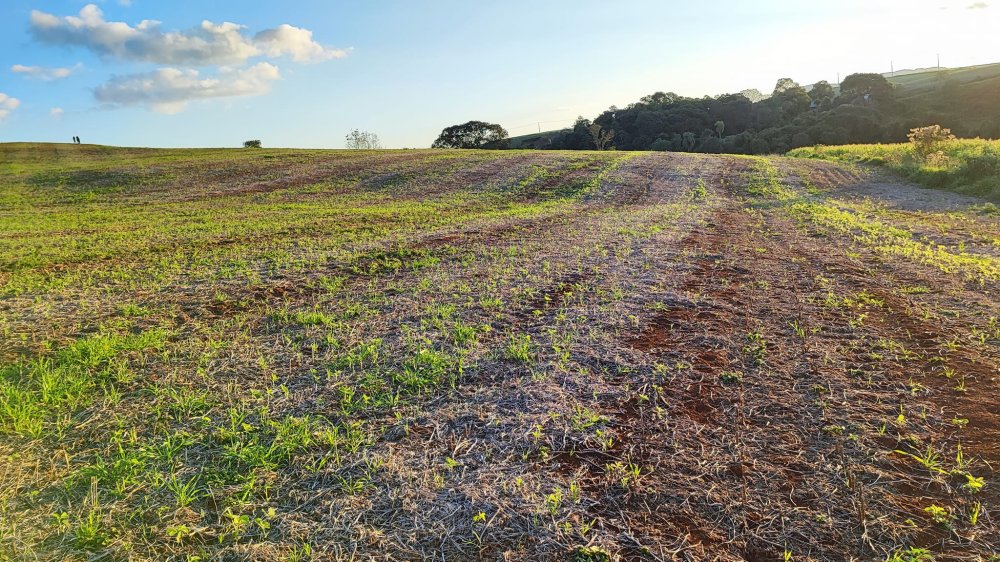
[1,148,996,562]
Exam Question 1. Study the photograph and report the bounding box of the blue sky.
[1,0,998,148]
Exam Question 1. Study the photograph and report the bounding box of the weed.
[923,504,953,527]
[505,334,534,363]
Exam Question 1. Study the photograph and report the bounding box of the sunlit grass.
[789,139,1000,201]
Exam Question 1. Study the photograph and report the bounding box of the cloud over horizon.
[94,63,281,113]
[30,4,346,66]
[0,93,21,121]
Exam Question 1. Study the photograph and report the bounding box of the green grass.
[0,143,703,561]
[788,139,1000,201]
[2,142,995,561]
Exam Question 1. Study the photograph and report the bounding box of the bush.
[961,146,1000,180]
[243,140,262,148]
[907,125,955,159]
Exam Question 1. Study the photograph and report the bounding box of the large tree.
[839,73,894,104]
[809,81,835,104]
[431,121,509,149]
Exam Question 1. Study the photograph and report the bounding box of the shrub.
[907,125,955,160]
[961,145,1000,180]
[243,140,262,148]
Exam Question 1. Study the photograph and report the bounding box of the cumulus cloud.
[94,62,280,113]
[254,24,348,62]
[11,63,80,80]
[30,4,345,66]
[0,93,21,121]
[50,107,64,118]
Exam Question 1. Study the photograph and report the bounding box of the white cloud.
[0,93,21,121]
[94,62,281,113]
[255,25,348,62]
[30,4,345,66]
[50,107,64,118]
[11,63,80,80]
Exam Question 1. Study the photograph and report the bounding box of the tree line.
[433,71,1000,153]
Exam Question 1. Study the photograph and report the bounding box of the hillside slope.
[1,145,998,561]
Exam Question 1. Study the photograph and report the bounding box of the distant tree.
[639,91,678,107]
[650,138,671,151]
[714,120,726,138]
[432,121,509,149]
[682,131,697,151]
[790,132,813,148]
[740,88,767,103]
[345,129,382,150]
[587,123,615,150]
[840,73,894,103]
[243,140,262,148]
[769,78,811,119]
[809,81,835,104]
[772,78,800,95]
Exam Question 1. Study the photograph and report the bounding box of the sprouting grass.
[740,153,1000,284]
[4,144,683,561]
[2,143,995,561]
[0,328,168,438]
[789,139,1000,201]
[787,200,1000,283]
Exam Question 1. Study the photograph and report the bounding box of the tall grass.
[788,139,1000,202]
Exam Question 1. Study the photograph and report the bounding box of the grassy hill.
[887,62,1000,96]
[806,62,1000,97]
[1,144,998,561]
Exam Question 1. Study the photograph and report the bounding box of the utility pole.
[890,61,894,77]
[937,53,940,69]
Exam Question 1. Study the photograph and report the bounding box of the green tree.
[771,78,811,118]
[432,121,509,149]
[809,81,835,104]
[739,88,767,103]
[587,123,615,150]
[682,131,696,151]
[840,73,894,103]
[714,120,725,138]
[772,78,800,95]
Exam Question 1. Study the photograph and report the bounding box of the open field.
[1,143,998,561]
[790,139,1000,203]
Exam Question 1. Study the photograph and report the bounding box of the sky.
[0,0,998,148]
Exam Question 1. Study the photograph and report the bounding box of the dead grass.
[0,144,997,561]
